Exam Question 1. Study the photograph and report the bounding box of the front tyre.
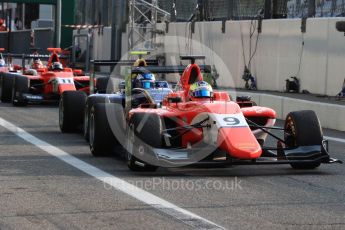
[126,128,159,172]
[12,75,29,106]
[126,113,161,172]
[0,73,14,103]
[284,110,322,169]
[89,103,124,157]
[59,91,87,133]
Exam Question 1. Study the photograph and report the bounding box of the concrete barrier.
[82,18,345,97]
[154,18,345,96]
[230,90,345,131]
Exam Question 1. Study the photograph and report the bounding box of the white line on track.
[324,136,345,144]
[0,117,225,230]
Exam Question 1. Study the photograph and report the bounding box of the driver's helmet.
[0,59,5,67]
[189,81,213,99]
[133,73,155,89]
[32,59,44,69]
[51,62,63,71]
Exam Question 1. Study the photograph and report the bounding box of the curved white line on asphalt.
[0,117,225,230]
[324,136,345,144]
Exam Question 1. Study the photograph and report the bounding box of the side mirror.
[168,97,182,103]
[336,21,345,33]
[73,69,83,76]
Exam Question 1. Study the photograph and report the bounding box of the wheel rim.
[285,116,296,146]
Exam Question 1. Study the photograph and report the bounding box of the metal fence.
[157,0,345,21]
[287,0,345,18]
[75,0,113,26]
[73,0,345,25]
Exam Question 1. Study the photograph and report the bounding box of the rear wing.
[131,65,211,74]
[89,59,160,94]
[3,53,69,70]
[3,53,69,60]
[180,55,205,64]
[91,59,159,66]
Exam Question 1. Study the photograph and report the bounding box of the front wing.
[130,140,342,168]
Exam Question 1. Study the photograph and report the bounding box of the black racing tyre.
[127,150,158,172]
[59,90,87,133]
[284,110,323,169]
[0,73,14,103]
[126,113,161,172]
[12,75,29,106]
[83,96,107,142]
[95,77,109,93]
[130,113,163,148]
[89,103,121,157]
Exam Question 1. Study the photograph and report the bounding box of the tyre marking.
[0,117,225,230]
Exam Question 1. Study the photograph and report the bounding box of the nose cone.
[217,127,262,159]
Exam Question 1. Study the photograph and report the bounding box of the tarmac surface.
[0,101,344,230]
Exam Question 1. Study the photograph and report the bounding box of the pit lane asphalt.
[0,103,344,230]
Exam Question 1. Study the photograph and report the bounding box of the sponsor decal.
[212,113,248,128]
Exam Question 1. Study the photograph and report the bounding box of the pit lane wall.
[153,18,345,96]
[78,18,345,96]
[230,91,345,131]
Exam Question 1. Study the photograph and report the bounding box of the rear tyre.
[59,91,87,133]
[12,75,29,106]
[284,110,322,169]
[0,73,14,103]
[83,96,107,142]
[96,77,109,93]
[126,113,161,172]
[89,103,122,157]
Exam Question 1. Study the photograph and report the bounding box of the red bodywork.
[19,48,93,100]
[129,63,277,160]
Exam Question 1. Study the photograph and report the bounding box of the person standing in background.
[14,17,23,30]
[0,19,7,31]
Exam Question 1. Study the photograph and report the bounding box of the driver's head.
[51,62,63,71]
[134,58,147,67]
[133,73,155,89]
[32,59,44,69]
[0,19,4,25]
[189,81,213,100]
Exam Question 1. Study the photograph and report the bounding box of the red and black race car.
[0,48,103,106]
[87,56,341,172]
